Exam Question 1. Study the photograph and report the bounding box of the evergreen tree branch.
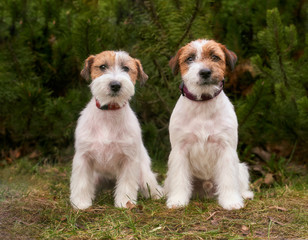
[172,0,181,9]
[140,0,164,32]
[239,82,265,127]
[153,58,170,90]
[6,42,24,79]
[85,20,90,57]
[274,26,290,88]
[151,85,172,115]
[176,0,201,48]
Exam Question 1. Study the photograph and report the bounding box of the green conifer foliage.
[237,9,307,154]
[0,1,306,162]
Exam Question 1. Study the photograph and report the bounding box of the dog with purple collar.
[164,39,254,210]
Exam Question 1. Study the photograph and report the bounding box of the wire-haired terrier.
[164,39,253,210]
[70,51,163,209]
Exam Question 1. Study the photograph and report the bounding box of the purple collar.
[179,80,224,101]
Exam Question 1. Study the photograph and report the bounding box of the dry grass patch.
[0,159,307,239]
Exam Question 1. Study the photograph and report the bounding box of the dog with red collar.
[164,39,253,210]
[70,51,163,209]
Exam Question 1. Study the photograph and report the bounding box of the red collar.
[95,98,124,110]
[179,80,224,101]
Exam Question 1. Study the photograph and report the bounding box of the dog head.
[81,51,148,107]
[169,39,237,98]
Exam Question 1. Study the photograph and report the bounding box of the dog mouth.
[109,92,120,97]
[198,77,220,86]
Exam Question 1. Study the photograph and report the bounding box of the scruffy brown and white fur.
[164,40,253,210]
[70,51,162,209]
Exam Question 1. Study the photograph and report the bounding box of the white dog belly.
[85,140,136,176]
[188,140,218,180]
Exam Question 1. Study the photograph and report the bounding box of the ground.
[0,158,307,239]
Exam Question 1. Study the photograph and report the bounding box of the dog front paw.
[219,194,244,210]
[70,197,92,210]
[242,190,254,200]
[152,186,164,199]
[114,198,137,208]
[166,197,189,209]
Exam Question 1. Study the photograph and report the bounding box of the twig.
[151,85,172,115]
[176,0,201,48]
[268,217,285,226]
[205,211,219,221]
[153,58,170,90]
[286,140,297,166]
[140,0,164,31]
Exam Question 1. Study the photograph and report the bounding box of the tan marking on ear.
[219,43,237,73]
[169,48,184,75]
[134,58,148,85]
[80,55,95,81]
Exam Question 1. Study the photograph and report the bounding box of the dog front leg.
[164,147,192,208]
[114,160,139,208]
[214,147,244,210]
[70,153,95,210]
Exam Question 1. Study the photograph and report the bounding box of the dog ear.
[80,55,95,81]
[135,58,148,85]
[169,48,183,75]
[221,45,237,72]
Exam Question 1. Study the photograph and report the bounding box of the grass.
[0,158,307,239]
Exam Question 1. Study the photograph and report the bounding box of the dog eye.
[99,65,108,71]
[185,56,194,63]
[211,55,221,62]
[122,66,130,72]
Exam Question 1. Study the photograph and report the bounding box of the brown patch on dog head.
[200,40,227,81]
[90,51,116,80]
[115,52,147,85]
[80,55,95,81]
[134,58,148,85]
[81,51,148,84]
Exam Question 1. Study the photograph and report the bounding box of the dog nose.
[109,81,121,92]
[199,68,212,80]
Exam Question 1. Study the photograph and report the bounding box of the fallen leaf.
[126,201,136,210]
[269,206,287,211]
[210,218,219,226]
[264,173,274,185]
[252,147,271,161]
[241,225,250,235]
[10,148,21,159]
[5,157,13,164]
[29,151,40,159]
